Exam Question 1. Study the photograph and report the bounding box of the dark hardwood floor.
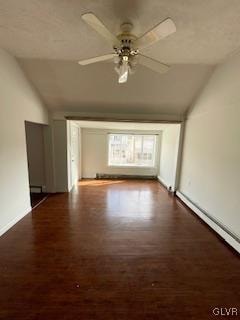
[0,180,239,319]
[30,192,48,209]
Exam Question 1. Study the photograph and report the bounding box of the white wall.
[158,124,181,191]
[25,121,46,189]
[43,123,55,193]
[0,49,48,236]
[52,120,68,192]
[179,52,240,239]
[82,128,161,178]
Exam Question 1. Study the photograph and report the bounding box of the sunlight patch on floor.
[78,179,125,187]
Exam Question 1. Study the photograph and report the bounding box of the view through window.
[108,134,156,167]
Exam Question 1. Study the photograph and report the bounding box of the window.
[108,134,157,167]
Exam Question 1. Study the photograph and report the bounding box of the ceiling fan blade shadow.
[135,18,176,49]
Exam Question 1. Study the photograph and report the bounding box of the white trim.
[108,165,156,169]
[53,110,184,122]
[176,191,240,254]
[0,206,32,237]
[157,175,173,191]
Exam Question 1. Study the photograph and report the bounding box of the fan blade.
[78,53,117,65]
[134,18,176,49]
[82,13,119,46]
[139,54,170,73]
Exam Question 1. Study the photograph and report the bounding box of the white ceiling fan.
[78,13,176,84]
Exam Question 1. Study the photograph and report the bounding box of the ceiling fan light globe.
[118,72,128,83]
[118,60,128,83]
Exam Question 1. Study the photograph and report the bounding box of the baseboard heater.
[96,173,157,180]
[176,191,240,253]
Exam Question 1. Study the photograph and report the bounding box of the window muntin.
[108,134,156,167]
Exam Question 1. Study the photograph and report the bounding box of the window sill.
[108,164,156,169]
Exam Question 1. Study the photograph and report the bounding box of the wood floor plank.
[0,180,239,319]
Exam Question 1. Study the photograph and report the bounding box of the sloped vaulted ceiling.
[19,59,212,115]
[0,0,239,115]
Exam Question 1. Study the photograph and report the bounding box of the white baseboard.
[30,186,42,193]
[157,175,168,188]
[82,176,96,179]
[176,191,240,254]
[0,206,32,237]
[157,176,174,192]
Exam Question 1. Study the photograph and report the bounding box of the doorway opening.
[67,119,182,192]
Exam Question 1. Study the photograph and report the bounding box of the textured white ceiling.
[0,0,240,64]
[19,58,213,114]
[1,0,238,115]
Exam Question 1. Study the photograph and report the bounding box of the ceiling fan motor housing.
[114,26,139,66]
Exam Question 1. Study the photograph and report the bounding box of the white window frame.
[107,133,157,168]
